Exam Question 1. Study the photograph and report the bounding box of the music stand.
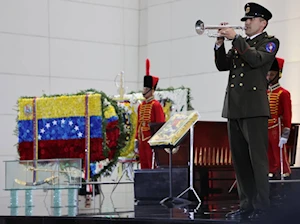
[148,111,201,208]
[176,126,201,208]
[156,142,191,207]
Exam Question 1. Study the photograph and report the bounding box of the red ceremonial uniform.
[136,97,165,169]
[267,83,292,175]
[135,59,165,169]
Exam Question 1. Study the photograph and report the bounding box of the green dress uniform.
[214,32,280,211]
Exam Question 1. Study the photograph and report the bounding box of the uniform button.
[233,65,237,68]
[241,63,244,67]
[230,84,234,88]
[239,83,243,86]
[253,87,257,90]
[235,56,239,58]
[232,75,235,78]
[234,50,238,54]
[254,42,256,44]
[240,73,244,77]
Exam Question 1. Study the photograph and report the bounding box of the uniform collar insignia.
[269,83,280,91]
[145,96,154,103]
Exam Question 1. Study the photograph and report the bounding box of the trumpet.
[195,19,244,38]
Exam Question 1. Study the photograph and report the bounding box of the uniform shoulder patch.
[266,42,276,53]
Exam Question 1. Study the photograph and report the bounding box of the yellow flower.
[104,105,117,119]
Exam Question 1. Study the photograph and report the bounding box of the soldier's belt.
[268,123,279,129]
[268,118,278,126]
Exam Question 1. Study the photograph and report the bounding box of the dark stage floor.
[76,196,297,224]
[2,167,300,224]
[1,192,300,224]
[79,197,242,223]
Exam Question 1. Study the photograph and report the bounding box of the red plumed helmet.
[270,57,284,78]
[143,58,159,90]
[276,57,284,73]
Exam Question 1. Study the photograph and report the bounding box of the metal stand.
[67,188,78,216]
[25,189,33,216]
[228,180,237,193]
[160,145,191,207]
[160,126,201,208]
[177,126,201,207]
[278,118,285,181]
[9,190,19,216]
[52,189,62,216]
[110,158,135,198]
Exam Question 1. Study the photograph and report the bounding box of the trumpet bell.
[195,20,205,35]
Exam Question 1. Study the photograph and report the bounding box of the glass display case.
[5,158,82,190]
[4,158,82,216]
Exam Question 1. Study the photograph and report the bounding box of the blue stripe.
[90,116,102,138]
[18,116,102,143]
[107,116,118,123]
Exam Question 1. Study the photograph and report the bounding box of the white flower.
[103,98,110,107]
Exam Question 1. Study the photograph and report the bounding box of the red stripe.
[18,138,116,163]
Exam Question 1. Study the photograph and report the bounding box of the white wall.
[0,0,139,215]
[140,0,300,122]
[0,0,299,215]
[140,0,300,165]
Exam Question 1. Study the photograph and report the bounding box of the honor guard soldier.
[267,57,292,198]
[214,2,280,220]
[267,57,292,178]
[135,59,165,169]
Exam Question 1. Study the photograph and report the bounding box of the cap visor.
[241,15,254,21]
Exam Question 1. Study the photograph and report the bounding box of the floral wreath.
[15,89,126,179]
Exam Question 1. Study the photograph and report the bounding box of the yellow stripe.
[18,94,102,120]
[18,98,34,120]
[86,94,102,117]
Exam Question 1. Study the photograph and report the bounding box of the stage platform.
[0,198,241,224]
[1,167,300,224]
[1,189,300,224]
[0,195,299,224]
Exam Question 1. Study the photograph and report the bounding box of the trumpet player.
[214,2,280,220]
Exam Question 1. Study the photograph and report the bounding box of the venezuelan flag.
[17,94,114,162]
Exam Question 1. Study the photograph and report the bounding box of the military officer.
[135,59,165,169]
[214,2,280,220]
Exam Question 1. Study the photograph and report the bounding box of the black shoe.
[248,209,265,219]
[225,208,253,219]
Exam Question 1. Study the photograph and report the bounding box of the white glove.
[134,139,139,154]
[278,137,288,149]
